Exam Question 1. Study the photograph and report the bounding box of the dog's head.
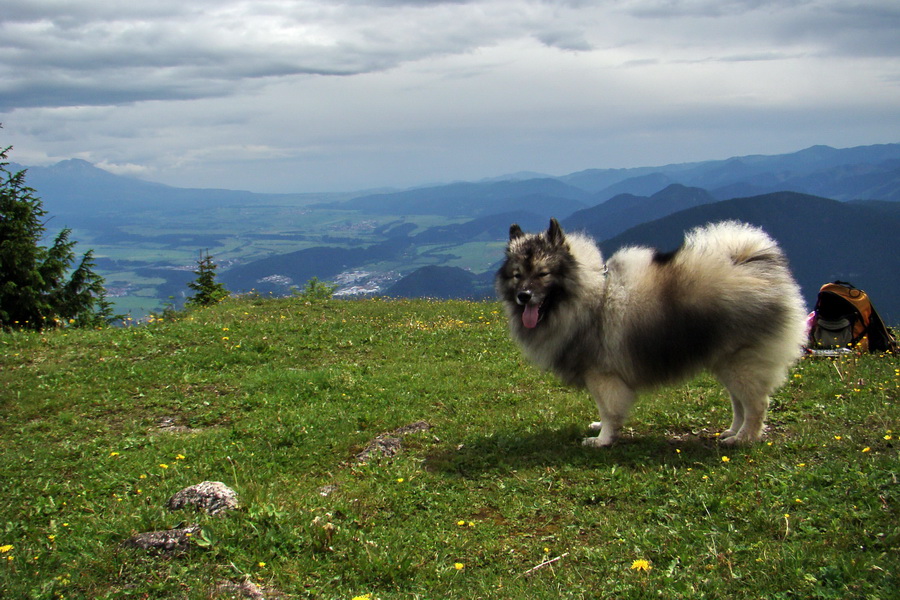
[496,218,575,329]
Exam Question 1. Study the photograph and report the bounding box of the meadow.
[1,295,897,599]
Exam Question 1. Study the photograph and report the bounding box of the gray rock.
[354,420,431,463]
[168,481,239,516]
[214,579,267,599]
[122,524,200,553]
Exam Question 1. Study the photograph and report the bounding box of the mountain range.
[11,143,900,323]
[334,142,900,213]
[385,192,900,322]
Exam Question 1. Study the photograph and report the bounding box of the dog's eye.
[537,272,550,278]
[512,272,522,280]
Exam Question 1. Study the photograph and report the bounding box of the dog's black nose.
[517,291,532,305]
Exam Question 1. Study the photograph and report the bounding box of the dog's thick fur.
[496,219,807,447]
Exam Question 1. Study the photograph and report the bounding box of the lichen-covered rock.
[355,420,431,463]
[213,578,289,599]
[167,481,239,516]
[213,579,265,599]
[121,524,200,553]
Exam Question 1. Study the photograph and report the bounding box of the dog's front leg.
[582,373,635,448]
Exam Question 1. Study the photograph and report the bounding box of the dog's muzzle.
[515,290,543,329]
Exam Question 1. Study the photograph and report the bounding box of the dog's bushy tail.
[686,221,786,268]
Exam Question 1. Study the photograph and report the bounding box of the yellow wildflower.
[454,562,464,570]
[0,545,12,553]
[630,559,651,572]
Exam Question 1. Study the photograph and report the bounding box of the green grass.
[1,297,897,599]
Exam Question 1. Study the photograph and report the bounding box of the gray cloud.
[3,0,895,110]
[2,0,538,110]
[624,0,777,18]
[1,0,897,192]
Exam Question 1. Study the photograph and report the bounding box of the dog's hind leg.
[722,392,768,446]
[719,394,745,441]
[713,356,783,445]
[582,373,635,448]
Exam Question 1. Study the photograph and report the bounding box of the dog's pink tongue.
[522,304,540,329]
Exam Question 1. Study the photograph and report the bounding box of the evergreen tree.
[0,138,114,330]
[185,250,229,308]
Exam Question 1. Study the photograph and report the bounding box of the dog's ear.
[547,218,564,246]
[509,224,524,240]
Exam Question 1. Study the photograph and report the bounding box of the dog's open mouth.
[522,302,544,329]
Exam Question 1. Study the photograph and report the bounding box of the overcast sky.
[1,0,898,193]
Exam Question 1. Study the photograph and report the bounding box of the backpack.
[808,281,897,353]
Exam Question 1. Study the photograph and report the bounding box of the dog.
[496,218,807,447]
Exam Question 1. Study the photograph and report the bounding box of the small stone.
[168,481,239,516]
[354,420,431,463]
[155,415,195,434]
[318,484,339,497]
[122,524,200,553]
[214,579,267,600]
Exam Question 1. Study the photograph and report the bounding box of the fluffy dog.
[496,218,807,446]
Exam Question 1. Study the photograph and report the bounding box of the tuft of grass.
[1,296,897,599]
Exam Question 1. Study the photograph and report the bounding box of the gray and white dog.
[496,219,806,446]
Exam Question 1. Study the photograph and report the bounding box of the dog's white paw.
[719,432,761,446]
[582,435,615,448]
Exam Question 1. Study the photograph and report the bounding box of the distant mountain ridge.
[310,143,900,216]
[559,143,900,202]
[562,184,717,241]
[16,143,900,220]
[594,193,900,323]
[315,178,591,219]
[390,192,900,322]
[14,159,266,211]
[10,142,900,321]
[10,158,348,222]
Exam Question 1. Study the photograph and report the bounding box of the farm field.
[70,201,479,318]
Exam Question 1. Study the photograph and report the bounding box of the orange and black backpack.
[808,281,897,353]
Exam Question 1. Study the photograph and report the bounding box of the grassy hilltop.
[1,296,898,599]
